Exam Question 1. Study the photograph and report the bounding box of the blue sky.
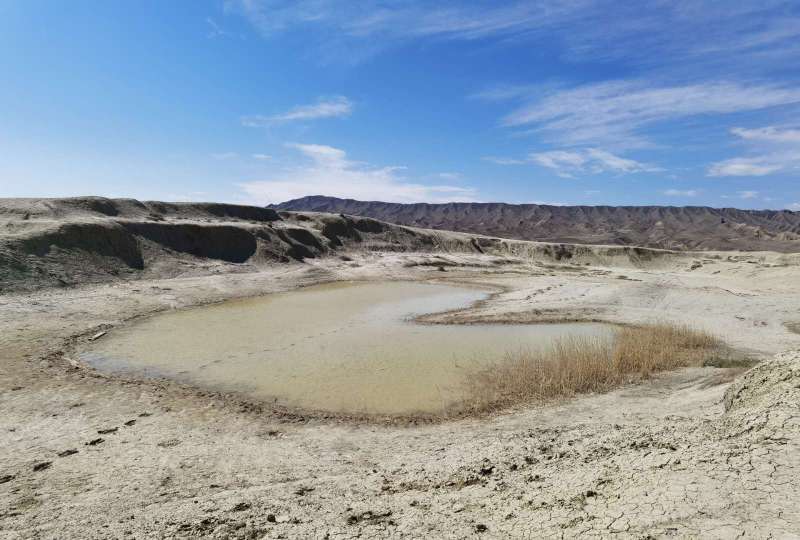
[1,1,799,209]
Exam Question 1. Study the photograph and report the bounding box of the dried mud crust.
[3,247,800,538]
[3,352,798,539]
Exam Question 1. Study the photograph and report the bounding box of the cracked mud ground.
[2,251,800,539]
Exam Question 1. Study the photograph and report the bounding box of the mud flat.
[3,198,800,538]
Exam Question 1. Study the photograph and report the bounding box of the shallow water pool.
[81,281,612,415]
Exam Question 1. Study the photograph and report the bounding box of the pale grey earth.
[2,198,800,538]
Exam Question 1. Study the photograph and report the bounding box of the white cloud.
[730,126,800,143]
[252,153,272,160]
[529,148,659,177]
[166,191,211,202]
[737,190,760,199]
[482,156,526,165]
[437,172,462,180]
[225,1,592,43]
[788,202,800,211]
[242,96,353,127]
[708,125,800,177]
[708,157,783,177]
[501,81,800,147]
[238,143,478,204]
[471,84,542,102]
[287,143,347,164]
[225,1,800,70]
[585,149,662,173]
[206,17,228,38]
[663,189,699,197]
[211,152,238,160]
[531,150,586,171]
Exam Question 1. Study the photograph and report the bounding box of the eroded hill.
[273,195,800,252]
[0,196,702,291]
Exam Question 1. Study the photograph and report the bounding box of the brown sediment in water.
[78,280,615,417]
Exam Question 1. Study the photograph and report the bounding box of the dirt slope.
[0,197,705,292]
[273,195,800,252]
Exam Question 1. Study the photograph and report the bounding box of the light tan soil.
[3,209,800,537]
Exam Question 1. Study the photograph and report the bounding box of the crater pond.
[80,281,612,415]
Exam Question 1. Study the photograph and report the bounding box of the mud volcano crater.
[79,281,612,416]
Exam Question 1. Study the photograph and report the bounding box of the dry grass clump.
[468,323,722,412]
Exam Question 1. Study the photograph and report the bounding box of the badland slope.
[273,195,800,252]
[0,196,702,291]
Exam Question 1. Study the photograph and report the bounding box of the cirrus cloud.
[529,148,660,177]
[663,189,699,197]
[226,1,800,70]
[242,96,353,127]
[708,125,800,177]
[500,81,800,148]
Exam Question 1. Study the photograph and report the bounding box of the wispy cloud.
[238,143,478,204]
[211,152,238,160]
[225,1,800,69]
[481,156,526,165]
[730,126,800,143]
[166,191,211,202]
[252,153,272,160]
[470,84,543,102]
[500,81,800,148]
[242,96,353,127]
[206,17,228,38]
[529,148,660,177]
[708,158,783,177]
[708,125,800,176]
[225,1,592,43]
[663,189,699,197]
[737,190,760,199]
[530,150,586,174]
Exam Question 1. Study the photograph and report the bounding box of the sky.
[1,1,799,209]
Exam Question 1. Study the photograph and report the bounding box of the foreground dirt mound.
[1,197,703,292]
[721,350,800,438]
[274,195,800,252]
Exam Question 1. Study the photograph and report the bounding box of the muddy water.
[81,281,612,415]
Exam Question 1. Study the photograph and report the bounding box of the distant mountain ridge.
[271,196,800,252]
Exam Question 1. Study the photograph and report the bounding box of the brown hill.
[272,196,800,252]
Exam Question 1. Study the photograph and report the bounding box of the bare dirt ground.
[3,248,800,539]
